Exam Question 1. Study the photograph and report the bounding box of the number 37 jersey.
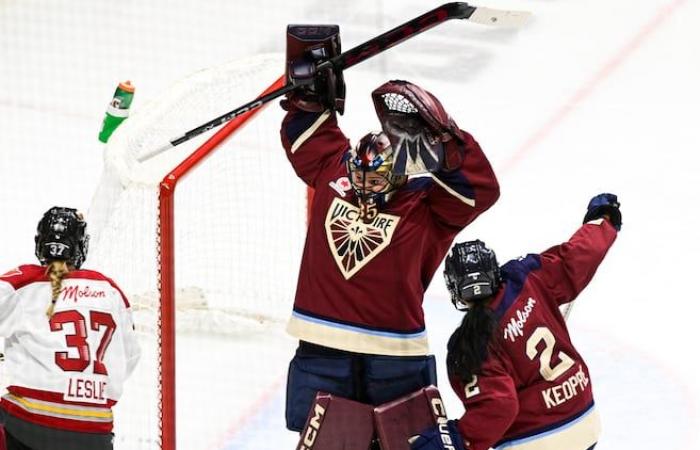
[0,264,141,433]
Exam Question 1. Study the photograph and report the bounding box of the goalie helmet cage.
[86,54,307,450]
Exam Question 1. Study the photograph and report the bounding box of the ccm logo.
[298,402,326,450]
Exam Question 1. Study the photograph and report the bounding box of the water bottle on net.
[98,80,135,143]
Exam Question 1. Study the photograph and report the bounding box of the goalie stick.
[137,2,530,162]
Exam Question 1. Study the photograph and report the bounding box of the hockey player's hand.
[285,48,345,114]
[583,193,622,231]
[409,420,468,450]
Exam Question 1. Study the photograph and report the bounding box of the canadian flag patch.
[329,176,352,197]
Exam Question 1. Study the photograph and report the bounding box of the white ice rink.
[1,0,699,449]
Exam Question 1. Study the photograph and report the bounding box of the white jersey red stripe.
[0,264,140,433]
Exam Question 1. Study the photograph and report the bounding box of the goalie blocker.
[296,386,454,450]
[285,24,346,113]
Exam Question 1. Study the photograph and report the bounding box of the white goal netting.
[86,53,306,449]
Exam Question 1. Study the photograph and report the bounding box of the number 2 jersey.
[281,106,499,357]
[450,219,618,450]
[0,264,141,433]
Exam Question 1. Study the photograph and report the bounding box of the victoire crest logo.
[325,197,400,280]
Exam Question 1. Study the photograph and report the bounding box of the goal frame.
[157,75,286,450]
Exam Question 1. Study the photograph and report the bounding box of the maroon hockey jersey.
[450,219,618,450]
[281,106,499,356]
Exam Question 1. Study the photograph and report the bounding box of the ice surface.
[1,0,698,448]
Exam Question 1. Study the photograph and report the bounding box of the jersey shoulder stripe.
[493,255,542,318]
[0,265,48,291]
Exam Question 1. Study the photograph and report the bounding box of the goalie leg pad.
[286,352,355,432]
[373,386,449,450]
[296,392,374,450]
[363,354,437,405]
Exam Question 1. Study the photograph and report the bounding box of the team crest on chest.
[325,197,400,279]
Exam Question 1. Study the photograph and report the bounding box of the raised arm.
[280,107,350,187]
[536,193,621,305]
[371,80,499,228]
[279,24,349,188]
[427,130,499,228]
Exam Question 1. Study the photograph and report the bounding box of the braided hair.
[446,299,499,383]
[45,260,70,317]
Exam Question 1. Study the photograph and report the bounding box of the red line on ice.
[208,374,286,450]
[499,0,687,175]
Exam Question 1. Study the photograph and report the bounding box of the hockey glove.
[372,80,464,174]
[583,193,622,231]
[284,25,346,114]
[409,420,468,450]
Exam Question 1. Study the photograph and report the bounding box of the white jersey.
[0,264,140,433]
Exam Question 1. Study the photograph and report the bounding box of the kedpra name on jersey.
[541,365,589,409]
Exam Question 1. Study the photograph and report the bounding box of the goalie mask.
[346,131,407,220]
[35,206,89,269]
[444,240,501,311]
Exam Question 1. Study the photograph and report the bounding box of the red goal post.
[87,54,307,450]
[158,75,285,450]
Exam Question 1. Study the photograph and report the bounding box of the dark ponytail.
[446,299,499,384]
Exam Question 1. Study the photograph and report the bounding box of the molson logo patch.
[61,285,107,302]
[325,198,400,280]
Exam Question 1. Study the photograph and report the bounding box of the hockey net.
[86,54,306,450]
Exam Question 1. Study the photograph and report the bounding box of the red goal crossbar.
[157,75,285,450]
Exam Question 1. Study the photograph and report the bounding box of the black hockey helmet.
[35,206,89,269]
[444,240,501,310]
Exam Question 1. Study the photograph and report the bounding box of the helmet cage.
[346,131,406,204]
[35,207,89,269]
[444,240,501,310]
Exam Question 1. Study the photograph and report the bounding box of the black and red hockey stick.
[138,2,529,162]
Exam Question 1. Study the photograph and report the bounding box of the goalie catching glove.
[372,80,464,175]
[283,24,346,114]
